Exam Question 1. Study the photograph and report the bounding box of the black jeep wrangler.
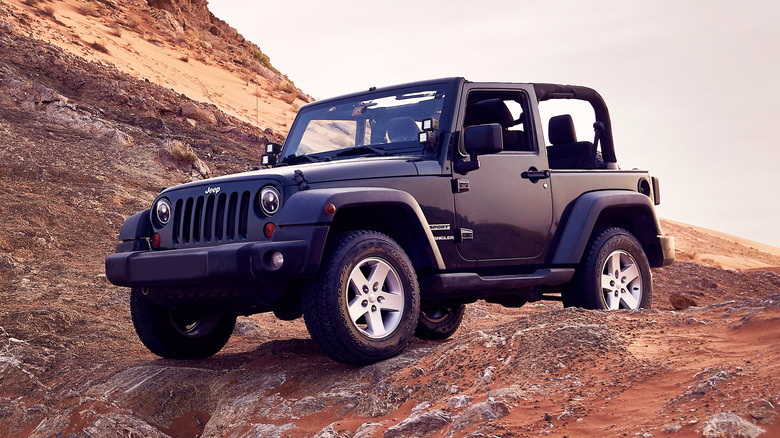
[106,78,674,364]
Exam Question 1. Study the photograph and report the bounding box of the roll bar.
[534,83,616,165]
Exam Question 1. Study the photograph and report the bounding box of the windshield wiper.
[335,145,386,157]
[282,154,323,165]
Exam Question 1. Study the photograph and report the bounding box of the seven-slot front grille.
[171,191,252,246]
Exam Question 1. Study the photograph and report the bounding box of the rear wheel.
[302,231,420,365]
[414,305,466,340]
[563,227,652,310]
[130,288,236,359]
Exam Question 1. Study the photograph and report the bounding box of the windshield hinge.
[293,170,309,191]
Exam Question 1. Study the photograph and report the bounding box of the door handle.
[521,169,550,181]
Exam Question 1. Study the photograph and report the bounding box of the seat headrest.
[464,99,514,128]
[548,114,577,145]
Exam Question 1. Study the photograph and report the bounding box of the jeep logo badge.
[205,186,221,195]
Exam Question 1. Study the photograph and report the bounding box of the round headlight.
[259,186,281,216]
[155,198,171,225]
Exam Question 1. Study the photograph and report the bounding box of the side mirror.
[464,124,503,155]
[261,142,282,167]
[455,124,503,174]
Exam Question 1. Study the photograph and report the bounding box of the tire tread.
[563,227,653,310]
[130,288,235,359]
[302,230,419,364]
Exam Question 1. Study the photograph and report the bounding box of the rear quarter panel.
[549,170,662,264]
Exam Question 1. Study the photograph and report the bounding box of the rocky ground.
[1,3,780,437]
[3,258,779,437]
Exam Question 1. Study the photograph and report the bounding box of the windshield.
[281,86,448,163]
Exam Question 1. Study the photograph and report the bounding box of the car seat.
[546,114,596,169]
[464,99,527,151]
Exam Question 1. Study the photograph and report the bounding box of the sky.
[210,0,780,247]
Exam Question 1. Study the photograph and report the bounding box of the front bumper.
[105,225,329,288]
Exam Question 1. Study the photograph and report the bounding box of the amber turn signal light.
[264,222,275,238]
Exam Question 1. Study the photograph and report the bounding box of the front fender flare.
[274,187,445,270]
[117,209,152,240]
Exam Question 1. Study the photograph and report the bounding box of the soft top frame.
[533,83,616,165]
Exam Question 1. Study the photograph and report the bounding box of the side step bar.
[420,268,575,299]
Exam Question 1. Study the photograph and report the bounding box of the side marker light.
[264,222,276,238]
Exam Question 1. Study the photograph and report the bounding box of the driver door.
[452,85,553,264]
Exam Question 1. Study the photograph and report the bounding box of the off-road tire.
[130,288,236,359]
[302,230,420,365]
[414,305,466,340]
[563,227,653,310]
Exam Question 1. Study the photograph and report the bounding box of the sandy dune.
[662,219,780,271]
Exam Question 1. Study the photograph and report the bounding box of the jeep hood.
[162,156,424,194]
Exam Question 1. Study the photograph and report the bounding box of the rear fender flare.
[551,191,662,265]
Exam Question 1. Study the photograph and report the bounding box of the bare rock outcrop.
[700,413,765,438]
[384,408,452,438]
[450,399,511,431]
[179,101,217,125]
[670,291,699,310]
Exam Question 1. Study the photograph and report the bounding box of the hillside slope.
[1,0,308,132]
[1,4,780,437]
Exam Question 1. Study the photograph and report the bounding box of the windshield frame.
[280,79,461,164]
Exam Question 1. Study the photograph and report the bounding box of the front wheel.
[130,288,236,359]
[302,231,420,365]
[563,227,653,310]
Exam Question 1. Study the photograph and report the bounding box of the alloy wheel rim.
[600,250,643,310]
[345,257,404,339]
